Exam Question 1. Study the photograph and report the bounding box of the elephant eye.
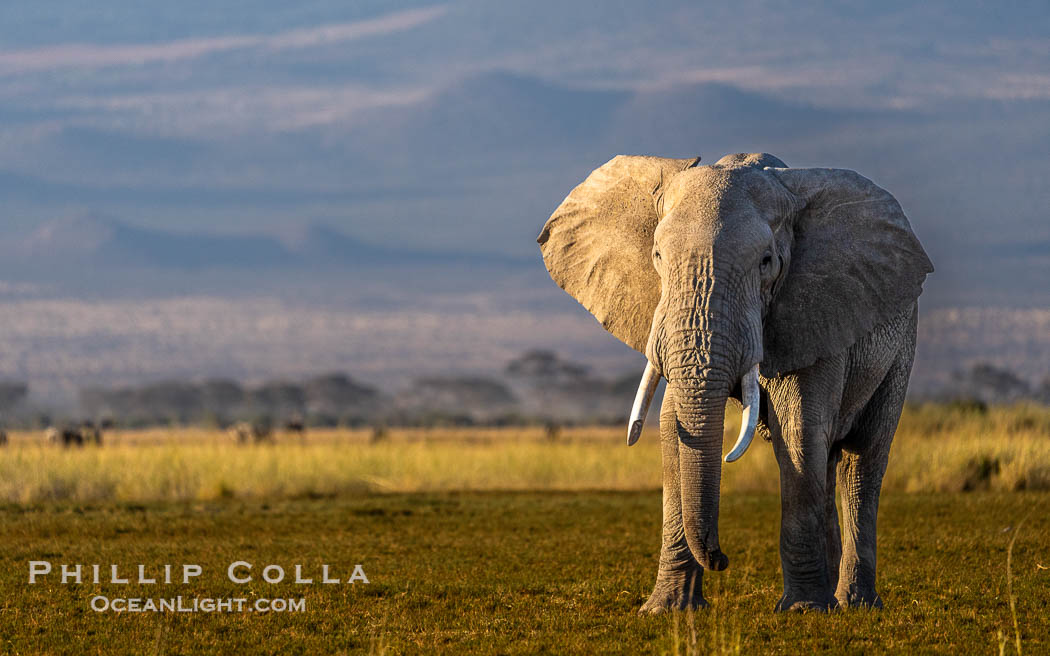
[760,252,773,272]
[653,250,661,262]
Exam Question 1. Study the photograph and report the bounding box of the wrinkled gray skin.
[538,153,932,613]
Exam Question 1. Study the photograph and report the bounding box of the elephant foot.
[774,593,838,613]
[639,568,707,615]
[836,586,883,610]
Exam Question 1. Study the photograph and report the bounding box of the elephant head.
[538,152,932,572]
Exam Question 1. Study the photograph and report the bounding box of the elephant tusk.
[627,361,661,446]
[725,364,760,463]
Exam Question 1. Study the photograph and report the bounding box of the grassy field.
[1,404,1049,653]
[1,491,1047,654]
[1,404,1049,503]
[0,398,1045,501]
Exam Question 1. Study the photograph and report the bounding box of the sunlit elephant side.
[538,153,932,613]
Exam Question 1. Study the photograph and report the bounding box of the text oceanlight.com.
[91,596,306,613]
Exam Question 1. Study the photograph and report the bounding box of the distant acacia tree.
[249,381,306,420]
[504,350,635,423]
[303,373,380,424]
[79,386,113,418]
[505,350,589,385]
[78,373,382,427]
[0,381,28,412]
[200,379,245,426]
[397,376,517,424]
[1036,376,1050,405]
[937,362,1035,405]
[81,380,203,425]
[411,376,516,406]
[202,379,244,409]
[137,381,205,424]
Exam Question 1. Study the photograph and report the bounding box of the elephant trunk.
[673,377,731,572]
[647,263,762,572]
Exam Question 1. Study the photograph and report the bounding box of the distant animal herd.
[0,418,309,448]
[45,421,105,447]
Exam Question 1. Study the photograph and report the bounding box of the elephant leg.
[825,446,842,594]
[640,392,706,614]
[835,350,911,609]
[768,363,845,613]
[772,432,837,612]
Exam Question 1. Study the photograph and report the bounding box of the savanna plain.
[1,404,1048,654]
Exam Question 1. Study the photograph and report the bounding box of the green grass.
[1,491,1048,654]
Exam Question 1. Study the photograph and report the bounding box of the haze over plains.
[1,1,1048,402]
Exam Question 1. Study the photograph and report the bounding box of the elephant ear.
[763,167,933,375]
[538,155,701,353]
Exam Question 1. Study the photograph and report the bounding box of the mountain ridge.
[10,214,534,275]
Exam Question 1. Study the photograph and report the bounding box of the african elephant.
[538,153,932,613]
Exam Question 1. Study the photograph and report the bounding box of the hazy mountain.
[18,214,296,270]
[345,75,863,172]
[6,215,534,296]
[283,223,386,263]
[3,67,1046,302]
[603,82,860,155]
[400,72,629,153]
[286,222,533,270]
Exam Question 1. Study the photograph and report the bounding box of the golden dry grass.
[1,404,1048,504]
